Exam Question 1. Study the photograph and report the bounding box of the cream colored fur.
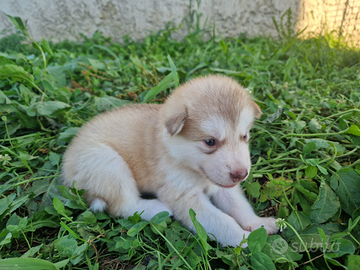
[62,75,278,247]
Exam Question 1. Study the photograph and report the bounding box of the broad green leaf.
[329,231,348,242]
[150,221,168,235]
[294,120,306,131]
[220,254,233,266]
[150,211,170,224]
[82,210,97,224]
[289,223,345,250]
[347,255,360,269]
[47,66,66,87]
[42,80,54,93]
[250,252,276,270]
[288,211,311,233]
[325,256,347,268]
[264,108,282,123]
[70,243,87,265]
[248,227,267,254]
[0,258,59,270]
[53,197,66,216]
[40,38,53,56]
[54,87,72,103]
[345,125,360,136]
[118,219,135,230]
[6,213,22,228]
[115,238,133,250]
[53,259,70,269]
[40,178,63,210]
[331,142,346,155]
[189,209,208,252]
[326,238,355,258]
[339,118,349,130]
[304,158,319,166]
[19,216,28,229]
[6,15,27,31]
[0,231,12,245]
[310,179,340,223]
[285,110,296,120]
[308,118,321,132]
[262,235,302,263]
[58,185,77,201]
[330,168,360,215]
[0,64,34,85]
[21,245,42,258]
[305,165,317,178]
[49,152,61,166]
[0,90,12,104]
[88,58,106,70]
[303,142,316,155]
[26,179,49,197]
[19,84,36,98]
[58,127,80,143]
[244,182,261,198]
[304,138,330,150]
[29,101,70,117]
[142,73,174,103]
[0,193,16,216]
[348,216,360,232]
[127,221,148,237]
[0,55,15,65]
[94,96,129,112]
[54,235,78,258]
[293,184,317,203]
[317,164,328,175]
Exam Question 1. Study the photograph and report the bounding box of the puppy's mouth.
[216,182,239,188]
[199,166,240,188]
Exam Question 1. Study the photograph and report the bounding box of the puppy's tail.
[89,198,107,212]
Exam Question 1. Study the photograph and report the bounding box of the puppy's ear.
[165,107,188,136]
[252,102,262,119]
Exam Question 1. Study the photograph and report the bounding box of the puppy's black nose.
[230,169,248,182]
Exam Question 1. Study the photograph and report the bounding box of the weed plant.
[0,13,360,270]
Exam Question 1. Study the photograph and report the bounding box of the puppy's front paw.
[244,217,278,235]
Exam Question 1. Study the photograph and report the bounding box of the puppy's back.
[62,104,162,188]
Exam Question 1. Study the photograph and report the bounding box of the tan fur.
[62,75,278,247]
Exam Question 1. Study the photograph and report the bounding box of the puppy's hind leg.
[65,144,172,220]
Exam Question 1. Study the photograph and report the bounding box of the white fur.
[237,106,256,135]
[62,75,278,247]
[90,198,107,212]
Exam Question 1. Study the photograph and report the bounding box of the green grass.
[0,14,360,269]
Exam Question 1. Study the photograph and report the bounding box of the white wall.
[0,0,299,42]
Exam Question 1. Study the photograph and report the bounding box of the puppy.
[62,75,278,247]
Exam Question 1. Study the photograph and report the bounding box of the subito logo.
[272,238,288,254]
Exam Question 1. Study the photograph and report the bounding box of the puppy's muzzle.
[230,169,248,182]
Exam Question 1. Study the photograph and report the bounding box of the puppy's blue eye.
[205,139,216,146]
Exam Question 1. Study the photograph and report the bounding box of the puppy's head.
[161,75,261,188]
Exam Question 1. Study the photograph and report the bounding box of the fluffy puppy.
[62,75,278,247]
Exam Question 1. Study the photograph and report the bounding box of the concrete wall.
[0,0,298,42]
[0,0,359,44]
